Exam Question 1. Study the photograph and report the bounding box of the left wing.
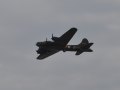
[37,49,59,60]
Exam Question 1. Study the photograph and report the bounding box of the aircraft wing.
[37,49,60,60]
[59,28,77,47]
[37,28,77,60]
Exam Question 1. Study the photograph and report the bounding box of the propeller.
[52,34,54,39]
[51,34,54,40]
[46,38,47,42]
[52,34,53,37]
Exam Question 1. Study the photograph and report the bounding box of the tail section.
[81,38,89,44]
[76,38,93,55]
[78,38,89,45]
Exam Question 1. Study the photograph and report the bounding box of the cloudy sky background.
[0,0,120,90]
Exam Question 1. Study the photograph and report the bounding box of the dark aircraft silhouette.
[36,28,93,60]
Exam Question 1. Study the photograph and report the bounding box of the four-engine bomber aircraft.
[36,28,93,60]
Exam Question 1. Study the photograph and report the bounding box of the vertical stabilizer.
[82,38,89,44]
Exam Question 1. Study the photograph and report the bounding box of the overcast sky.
[0,0,120,90]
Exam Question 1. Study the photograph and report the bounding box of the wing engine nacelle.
[36,48,47,54]
[36,42,46,47]
[36,42,41,47]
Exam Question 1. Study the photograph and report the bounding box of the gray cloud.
[0,0,120,90]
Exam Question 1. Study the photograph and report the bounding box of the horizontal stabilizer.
[75,50,83,55]
[85,49,93,52]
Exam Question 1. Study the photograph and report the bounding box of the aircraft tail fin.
[81,38,89,44]
[78,38,89,45]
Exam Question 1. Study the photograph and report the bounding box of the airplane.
[36,28,93,60]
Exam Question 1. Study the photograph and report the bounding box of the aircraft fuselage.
[63,43,93,52]
[36,40,93,54]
